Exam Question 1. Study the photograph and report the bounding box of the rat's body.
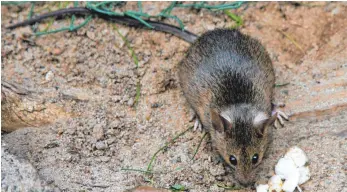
[178,29,280,186]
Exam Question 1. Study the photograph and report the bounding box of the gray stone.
[95,141,107,150]
[1,143,43,191]
[93,124,104,140]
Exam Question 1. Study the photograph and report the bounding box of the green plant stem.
[191,132,208,160]
[147,126,193,172]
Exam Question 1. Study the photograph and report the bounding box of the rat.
[178,29,288,186]
[8,9,289,186]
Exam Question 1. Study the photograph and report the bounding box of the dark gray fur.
[178,29,276,185]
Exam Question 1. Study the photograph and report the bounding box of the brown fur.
[178,29,277,186]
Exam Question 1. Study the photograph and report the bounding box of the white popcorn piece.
[257,147,310,192]
[282,169,300,192]
[275,157,297,179]
[284,146,309,167]
[298,166,311,185]
[269,174,283,185]
[268,175,283,192]
[256,184,269,192]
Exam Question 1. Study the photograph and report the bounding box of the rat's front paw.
[194,118,203,132]
[188,109,203,132]
[272,110,289,128]
[271,102,289,128]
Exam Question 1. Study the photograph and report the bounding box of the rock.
[45,71,54,82]
[127,98,135,107]
[112,95,122,103]
[107,137,116,145]
[93,124,104,140]
[209,164,225,176]
[191,163,203,174]
[208,184,223,192]
[215,175,224,181]
[151,103,161,108]
[1,143,44,191]
[43,142,59,149]
[109,118,121,128]
[133,37,143,46]
[100,156,111,162]
[118,27,129,37]
[205,23,215,31]
[143,49,151,56]
[331,7,340,15]
[95,141,107,150]
[61,88,99,101]
[52,48,64,56]
[86,31,96,40]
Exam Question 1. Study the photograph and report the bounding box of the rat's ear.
[210,109,232,133]
[255,112,277,138]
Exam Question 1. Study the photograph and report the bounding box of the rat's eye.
[252,154,259,164]
[229,155,237,166]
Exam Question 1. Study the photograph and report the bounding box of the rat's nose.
[236,173,256,186]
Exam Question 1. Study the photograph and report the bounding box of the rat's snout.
[235,172,256,186]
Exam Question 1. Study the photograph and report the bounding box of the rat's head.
[209,107,277,186]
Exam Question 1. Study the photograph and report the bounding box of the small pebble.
[93,124,104,140]
[100,156,111,162]
[107,137,116,145]
[209,164,225,176]
[86,31,96,40]
[95,141,107,150]
[109,118,121,128]
[215,175,224,181]
[45,71,54,82]
[331,7,340,15]
[191,163,203,174]
[127,98,135,106]
[151,103,161,108]
[52,48,64,55]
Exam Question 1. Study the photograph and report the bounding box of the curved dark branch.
[6,7,198,43]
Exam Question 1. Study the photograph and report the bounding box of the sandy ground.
[1,2,347,192]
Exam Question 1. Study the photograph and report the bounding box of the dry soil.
[1,2,347,192]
